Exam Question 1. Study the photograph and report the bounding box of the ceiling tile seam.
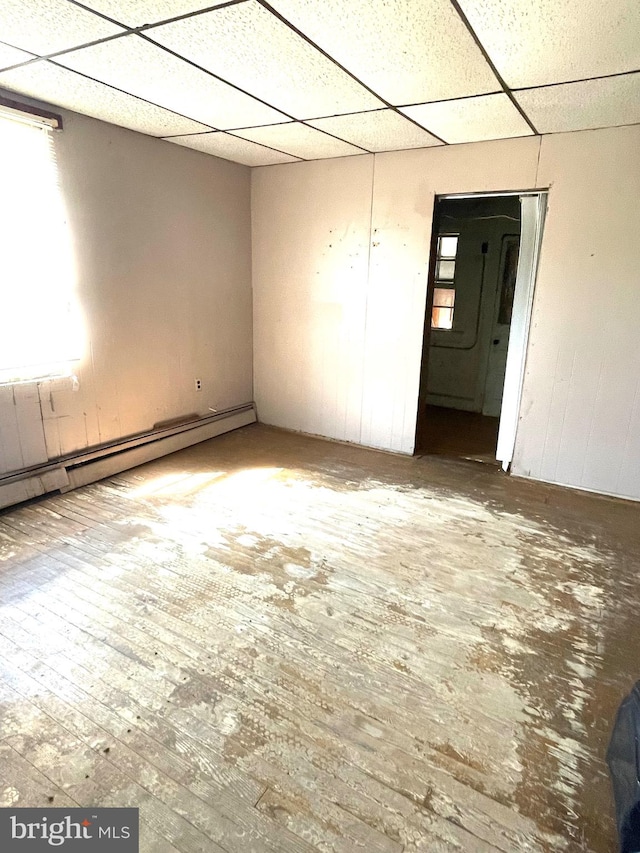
[161,109,425,142]
[444,131,541,148]
[137,31,299,123]
[9,0,447,147]
[160,130,304,162]
[261,106,444,149]
[398,90,504,110]
[162,116,371,153]
[300,107,389,123]
[283,120,372,153]
[162,122,370,151]
[161,130,222,139]
[0,57,37,75]
[254,0,391,105]
[135,0,251,32]
[254,0,449,145]
[0,37,31,52]
[285,152,368,165]
[537,119,640,136]
[0,22,298,132]
[167,120,640,164]
[446,0,539,136]
[42,58,221,131]
[168,114,429,153]
[65,0,139,29]
[388,107,447,145]
[1,7,275,130]
[197,129,305,159]
[1,30,132,68]
[0,62,412,152]
[512,68,640,93]
[66,0,250,32]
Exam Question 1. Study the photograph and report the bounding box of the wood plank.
[1,423,637,851]
[0,524,587,847]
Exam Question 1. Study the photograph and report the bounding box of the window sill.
[0,362,80,388]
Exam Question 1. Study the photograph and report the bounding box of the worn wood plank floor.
[0,423,638,851]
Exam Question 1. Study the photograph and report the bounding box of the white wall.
[252,125,640,500]
[0,104,253,477]
[513,126,640,499]
[253,136,539,454]
[252,156,374,445]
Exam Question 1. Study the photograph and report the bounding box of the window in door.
[431,234,458,330]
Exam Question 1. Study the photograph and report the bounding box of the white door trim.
[496,192,548,469]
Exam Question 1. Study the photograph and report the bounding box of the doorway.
[415,192,547,466]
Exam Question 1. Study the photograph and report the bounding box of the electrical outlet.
[195,378,202,391]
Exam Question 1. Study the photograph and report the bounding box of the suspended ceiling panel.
[307,109,443,152]
[234,122,363,159]
[78,0,233,28]
[0,0,124,55]
[0,42,33,71]
[457,0,640,89]
[402,94,533,144]
[56,33,287,130]
[0,0,638,166]
[269,0,500,104]
[0,61,211,136]
[168,132,300,167]
[515,73,640,134]
[148,1,384,119]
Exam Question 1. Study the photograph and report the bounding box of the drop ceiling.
[0,0,638,167]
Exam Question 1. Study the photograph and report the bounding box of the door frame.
[414,189,548,467]
[496,192,548,469]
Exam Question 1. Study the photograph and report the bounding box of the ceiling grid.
[0,0,637,165]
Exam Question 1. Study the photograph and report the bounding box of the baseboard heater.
[0,402,256,510]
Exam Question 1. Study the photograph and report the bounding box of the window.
[431,234,458,330]
[0,103,81,385]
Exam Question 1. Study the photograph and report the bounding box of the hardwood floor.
[417,405,500,464]
[0,423,638,851]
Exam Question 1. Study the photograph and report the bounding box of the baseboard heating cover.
[0,403,256,510]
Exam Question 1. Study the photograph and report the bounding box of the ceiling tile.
[148,1,383,119]
[268,0,500,104]
[167,132,300,166]
[56,33,287,129]
[0,61,212,136]
[0,42,34,70]
[234,122,363,159]
[0,0,124,55]
[307,109,443,152]
[457,0,640,88]
[401,94,533,144]
[515,73,640,134]
[77,0,232,28]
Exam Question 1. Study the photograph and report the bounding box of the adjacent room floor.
[0,423,637,852]
[417,405,500,464]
